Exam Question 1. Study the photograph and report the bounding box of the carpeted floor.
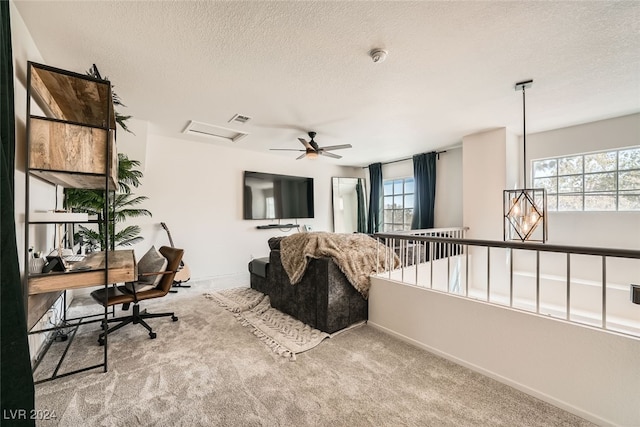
[33,279,594,427]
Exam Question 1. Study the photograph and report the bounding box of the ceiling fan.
[270,132,352,159]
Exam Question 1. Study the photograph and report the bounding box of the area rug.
[204,287,330,360]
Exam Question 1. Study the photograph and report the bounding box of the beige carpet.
[204,288,330,359]
[32,281,595,427]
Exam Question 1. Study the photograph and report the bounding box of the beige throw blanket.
[280,232,401,298]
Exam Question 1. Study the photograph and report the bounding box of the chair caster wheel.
[172,315,178,322]
[98,338,105,346]
[149,332,157,339]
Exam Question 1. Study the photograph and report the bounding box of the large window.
[383,178,414,231]
[532,146,640,211]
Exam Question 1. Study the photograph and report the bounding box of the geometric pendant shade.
[503,188,547,242]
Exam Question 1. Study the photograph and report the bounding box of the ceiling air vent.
[183,120,248,143]
[228,113,252,124]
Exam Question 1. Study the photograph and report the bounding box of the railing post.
[465,245,469,297]
[429,241,433,289]
[566,253,571,321]
[447,247,451,292]
[389,238,394,279]
[400,239,405,283]
[486,247,491,302]
[602,256,607,329]
[536,251,540,314]
[415,240,420,286]
[509,249,513,307]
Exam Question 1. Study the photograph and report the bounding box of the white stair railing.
[375,230,640,338]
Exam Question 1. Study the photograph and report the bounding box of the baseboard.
[188,272,250,290]
[366,321,611,427]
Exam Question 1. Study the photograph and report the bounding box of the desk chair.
[90,246,184,345]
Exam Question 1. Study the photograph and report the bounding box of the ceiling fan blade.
[319,144,352,151]
[298,138,314,150]
[319,151,342,159]
[296,153,307,160]
[270,148,305,152]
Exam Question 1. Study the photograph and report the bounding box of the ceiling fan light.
[306,151,318,159]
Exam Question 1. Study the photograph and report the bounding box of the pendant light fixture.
[503,80,547,243]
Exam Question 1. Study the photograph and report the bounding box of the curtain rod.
[362,149,448,168]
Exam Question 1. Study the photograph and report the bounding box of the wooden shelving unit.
[24,61,117,382]
[27,63,117,190]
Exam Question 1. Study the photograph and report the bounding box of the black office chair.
[90,246,184,344]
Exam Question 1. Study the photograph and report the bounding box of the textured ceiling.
[13,1,640,167]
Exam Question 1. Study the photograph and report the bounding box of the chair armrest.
[138,270,175,277]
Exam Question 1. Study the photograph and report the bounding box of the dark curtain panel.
[411,152,437,229]
[355,179,366,233]
[1,3,36,425]
[366,162,383,234]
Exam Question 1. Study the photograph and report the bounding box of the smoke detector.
[369,48,388,63]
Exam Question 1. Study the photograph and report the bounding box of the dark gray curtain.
[1,3,36,424]
[366,162,383,234]
[411,152,437,229]
[355,179,366,233]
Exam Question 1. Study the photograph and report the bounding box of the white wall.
[10,0,71,359]
[369,279,640,426]
[462,128,513,240]
[116,131,360,282]
[434,147,463,228]
[11,0,47,272]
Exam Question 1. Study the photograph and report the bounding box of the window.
[383,178,414,231]
[265,196,275,218]
[532,146,640,211]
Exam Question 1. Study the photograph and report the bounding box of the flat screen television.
[243,171,314,220]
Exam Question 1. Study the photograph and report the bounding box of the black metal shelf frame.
[24,61,116,383]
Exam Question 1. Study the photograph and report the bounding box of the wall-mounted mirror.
[332,177,367,233]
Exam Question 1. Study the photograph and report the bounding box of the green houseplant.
[64,154,151,251]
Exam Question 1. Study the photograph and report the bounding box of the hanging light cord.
[522,84,527,189]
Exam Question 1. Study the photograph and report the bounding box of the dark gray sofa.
[248,238,367,334]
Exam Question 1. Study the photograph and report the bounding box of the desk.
[29,250,136,295]
[28,250,136,383]
[27,250,135,330]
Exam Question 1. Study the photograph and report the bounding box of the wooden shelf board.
[30,63,115,129]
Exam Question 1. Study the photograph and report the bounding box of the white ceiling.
[14,1,640,167]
